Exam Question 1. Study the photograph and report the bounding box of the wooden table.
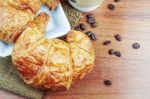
[1,0,150,99]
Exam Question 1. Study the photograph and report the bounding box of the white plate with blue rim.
[0,4,71,57]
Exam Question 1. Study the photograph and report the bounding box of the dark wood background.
[1,0,150,99]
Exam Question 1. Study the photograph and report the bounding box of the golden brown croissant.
[12,14,95,91]
[0,6,33,43]
[0,0,42,43]
[41,0,60,10]
[0,0,59,43]
[1,0,43,13]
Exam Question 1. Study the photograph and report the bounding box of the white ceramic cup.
[68,0,104,12]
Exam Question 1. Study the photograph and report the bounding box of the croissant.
[41,0,60,10]
[0,0,41,43]
[0,0,59,43]
[0,6,33,43]
[12,12,95,90]
[0,0,43,14]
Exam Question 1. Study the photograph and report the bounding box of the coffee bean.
[114,34,122,41]
[114,51,121,57]
[87,18,96,24]
[114,0,120,2]
[104,80,112,86]
[108,49,115,55]
[86,14,94,19]
[79,23,86,30]
[85,31,93,37]
[74,26,80,31]
[90,33,97,41]
[103,40,111,45]
[91,22,98,28]
[132,43,140,49]
[108,4,115,10]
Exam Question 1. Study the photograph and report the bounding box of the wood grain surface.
[1,0,150,99]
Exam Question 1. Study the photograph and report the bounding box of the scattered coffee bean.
[114,0,120,2]
[132,43,140,49]
[114,34,122,41]
[79,23,86,30]
[91,22,98,28]
[108,49,115,55]
[103,40,111,45]
[85,31,93,37]
[104,80,112,86]
[90,33,97,41]
[86,14,94,19]
[87,18,96,24]
[114,51,121,57]
[108,4,115,10]
[74,26,80,31]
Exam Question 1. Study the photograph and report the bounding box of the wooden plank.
[44,0,150,99]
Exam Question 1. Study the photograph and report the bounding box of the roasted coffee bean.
[114,34,122,41]
[103,40,111,45]
[90,33,97,41]
[74,26,81,31]
[108,49,115,55]
[79,23,86,30]
[87,18,96,24]
[104,80,112,86]
[91,22,98,28]
[114,0,120,2]
[132,43,140,49]
[86,14,94,19]
[114,51,121,57]
[108,4,115,10]
[85,31,93,37]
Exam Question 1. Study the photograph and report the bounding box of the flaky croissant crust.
[0,0,60,43]
[12,13,95,90]
[4,0,95,90]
